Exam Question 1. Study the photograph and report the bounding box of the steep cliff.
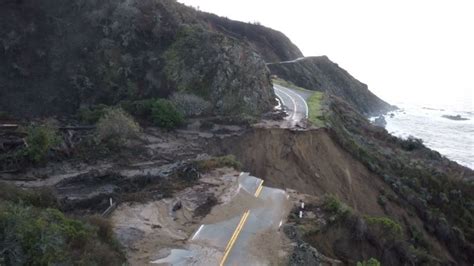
[197,12,304,63]
[0,0,276,117]
[268,56,393,116]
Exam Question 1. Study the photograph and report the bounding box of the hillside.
[1,1,472,265]
[268,56,394,116]
[197,12,304,62]
[0,0,280,118]
[211,106,474,265]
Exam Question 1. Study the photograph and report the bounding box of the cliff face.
[0,0,277,117]
[197,13,304,63]
[268,56,393,116]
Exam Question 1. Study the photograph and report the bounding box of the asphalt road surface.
[152,173,289,265]
[273,84,310,126]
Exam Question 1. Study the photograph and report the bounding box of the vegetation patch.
[357,258,381,266]
[78,104,109,124]
[0,182,58,209]
[151,99,185,130]
[322,194,352,222]
[121,99,156,119]
[195,155,242,173]
[24,123,60,164]
[307,91,325,127]
[95,107,141,147]
[365,216,403,240]
[170,92,211,118]
[0,184,124,266]
[0,202,124,266]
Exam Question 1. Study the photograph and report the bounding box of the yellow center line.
[222,210,248,252]
[219,211,250,266]
[219,180,264,266]
[254,180,264,197]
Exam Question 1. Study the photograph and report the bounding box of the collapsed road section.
[151,172,291,265]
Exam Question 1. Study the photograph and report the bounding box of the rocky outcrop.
[442,114,469,121]
[373,115,387,127]
[198,13,304,63]
[268,56,393,116]
[0,0,275,117]
[164,26,275,116]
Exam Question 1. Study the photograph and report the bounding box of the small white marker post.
[299,211,303,219]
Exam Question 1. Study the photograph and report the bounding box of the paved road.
[266,57,306,65]
[152,173,289,265]
[273,84,310,125]
[222,183,288,266]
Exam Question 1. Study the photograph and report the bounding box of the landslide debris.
[209,123,471,265]
[111,167,240,265]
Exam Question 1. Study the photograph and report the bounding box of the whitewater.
[379,98,473,170]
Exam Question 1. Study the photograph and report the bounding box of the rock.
[442,114,469,121]
[373,115,387,127]
[171,200,182,212]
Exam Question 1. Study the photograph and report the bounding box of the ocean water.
[378,100,474,169]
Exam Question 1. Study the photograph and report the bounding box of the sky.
[178,0,473,110]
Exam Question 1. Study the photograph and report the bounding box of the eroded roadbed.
[149,173,291,265]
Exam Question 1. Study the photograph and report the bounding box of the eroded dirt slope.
[211,127,454,264]
[214,128,385,215]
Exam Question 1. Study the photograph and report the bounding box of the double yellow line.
[219,180,264,266]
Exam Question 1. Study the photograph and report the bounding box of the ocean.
[377,99,474,170]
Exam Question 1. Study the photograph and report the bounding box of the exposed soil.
[248,228,292,265]
[211,127,455,264]
[1,122,461,265]
[213,128,387,215]
[111,168,240,265]
[201,187,264,224]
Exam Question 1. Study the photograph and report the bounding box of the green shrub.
[24,124,60,163]
[195,155,242,172]
[170,92,211,117]
[365,216,403,239]
[151,99,184,129]
[121,99,155,118]
[0,202,124,265]
[78,104,109,124]
[377,194,387,207]
[400,136,424,151]
[86,215,115,244]
[322,194,352,219]
[357,258,381,266]
[96,107,141,146]
[0,182,58,209]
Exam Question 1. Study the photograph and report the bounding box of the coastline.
[378,102,473,170]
